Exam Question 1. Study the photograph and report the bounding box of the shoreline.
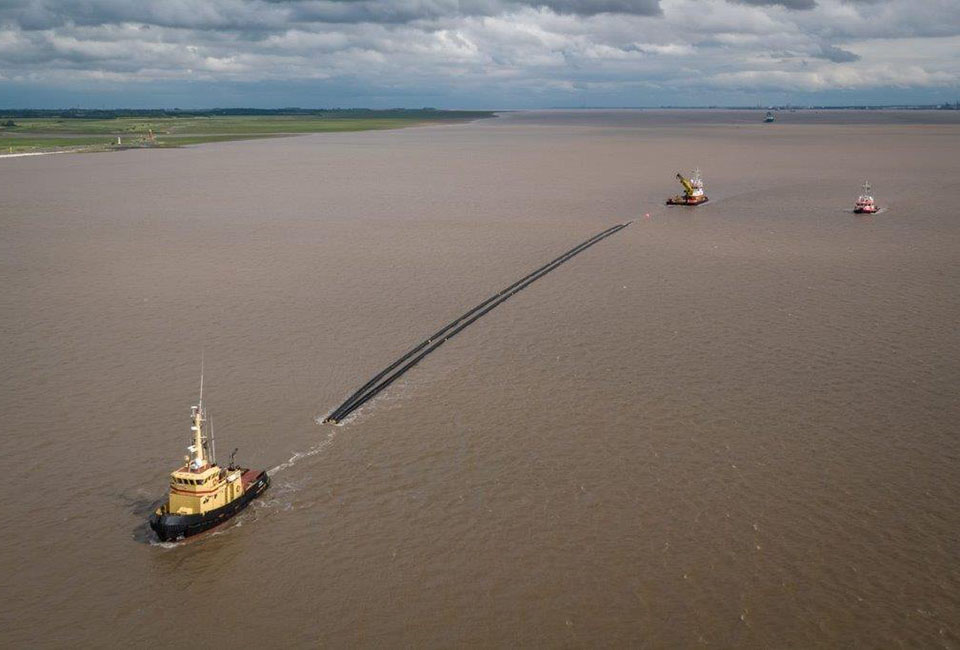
[0,111,497,158]
[0,149,78,159]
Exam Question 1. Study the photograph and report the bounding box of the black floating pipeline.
[323,221,632,424]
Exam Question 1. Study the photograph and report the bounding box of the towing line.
[323,221,632,424]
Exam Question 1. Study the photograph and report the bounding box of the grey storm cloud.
[1,0,664,30]
[815,44,860,62]
[733,0,817,9]
[0,0,957,104]
[290,0,664,22]
[732,0,817,11]
[4,0,292,30]
[516,0,661,15]
[730,0,888,10]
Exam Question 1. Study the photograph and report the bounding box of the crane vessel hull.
[666,195,709,206]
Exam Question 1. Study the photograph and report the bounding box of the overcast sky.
[1,0,958,108]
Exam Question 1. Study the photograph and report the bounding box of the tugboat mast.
[189,364,207,470]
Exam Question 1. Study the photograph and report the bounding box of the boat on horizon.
[149,372,269,542]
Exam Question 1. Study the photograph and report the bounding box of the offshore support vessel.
[666,169,709,206]
[149,376,269,542]
[853,181,879,214]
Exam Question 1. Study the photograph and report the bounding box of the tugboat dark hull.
[149,470,270,542]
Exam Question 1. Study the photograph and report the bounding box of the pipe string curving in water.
[324,221,632,424]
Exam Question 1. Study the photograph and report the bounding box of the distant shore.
[0,109,497,156]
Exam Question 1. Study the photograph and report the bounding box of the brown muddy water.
[1,110,958,647]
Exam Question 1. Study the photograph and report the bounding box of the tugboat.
[666,169,709,206]
[853,181,879,214]
[149,374,269,542]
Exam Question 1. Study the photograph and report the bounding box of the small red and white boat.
[853,181,879,214]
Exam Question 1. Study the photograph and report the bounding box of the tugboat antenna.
[209,414,217,465]
[199,352,204,410]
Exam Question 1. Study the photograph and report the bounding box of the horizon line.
[2,103,959,113]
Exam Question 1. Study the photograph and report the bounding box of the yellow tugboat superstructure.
[149,373,269,541]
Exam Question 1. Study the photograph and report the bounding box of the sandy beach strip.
[0,150,78,159]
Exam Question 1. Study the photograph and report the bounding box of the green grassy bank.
[0,109,496,155]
